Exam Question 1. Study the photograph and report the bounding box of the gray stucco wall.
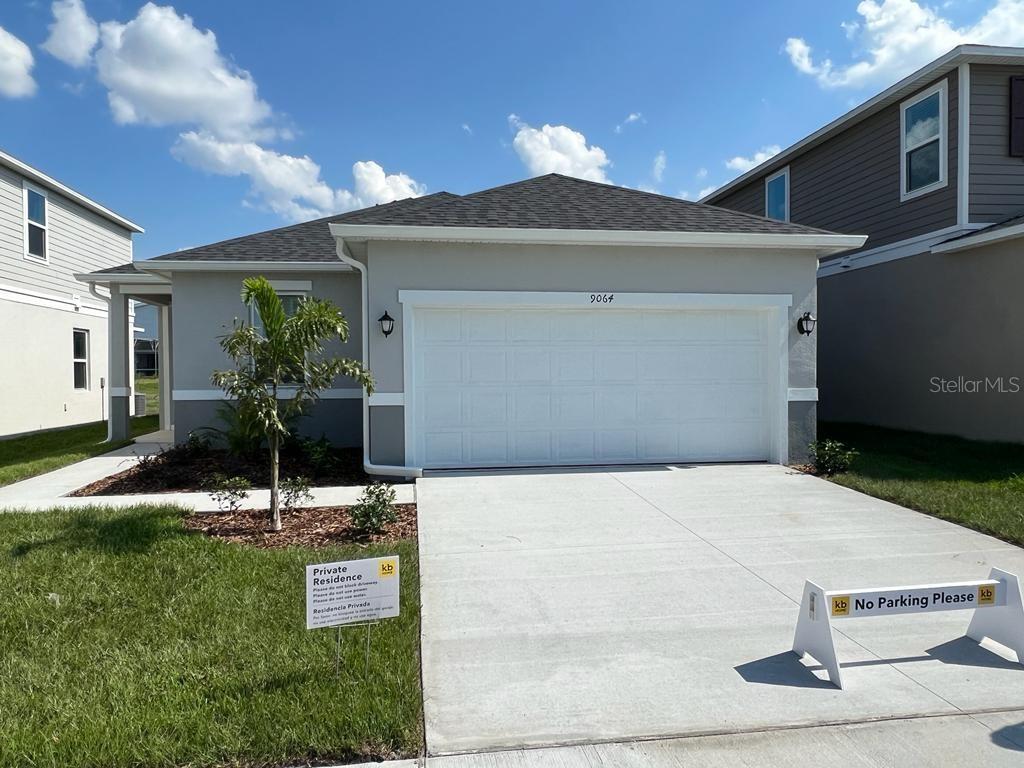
[969,64,1024,223]
[169,269,364,444]
[714,71,959,258]
[364,240,819,463]
[818,240,1024,443]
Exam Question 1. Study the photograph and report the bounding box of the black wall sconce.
[378,310,395,338]
[797,311,817,336]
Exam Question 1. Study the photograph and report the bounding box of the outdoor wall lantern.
[378,310,396,338]
[797,311,817,336]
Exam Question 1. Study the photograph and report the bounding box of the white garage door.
[409,305,778,469]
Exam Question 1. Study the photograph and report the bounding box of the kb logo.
[378,559,397,578]
[978,584,996,605]
[831,596,850,617]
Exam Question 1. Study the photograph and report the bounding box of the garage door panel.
[412,306,777,469]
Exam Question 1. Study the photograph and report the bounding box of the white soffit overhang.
[702,45,1024,205]
[329,223,867,257]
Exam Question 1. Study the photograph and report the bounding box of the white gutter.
[334,241,422,479]
[330,223,867,257]
[0,149,144,233]
[930,221,1024,254]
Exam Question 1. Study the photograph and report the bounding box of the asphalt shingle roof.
[935,211,1024,245]
[143,174,838,264]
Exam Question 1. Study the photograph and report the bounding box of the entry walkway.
[416,464,1024,756]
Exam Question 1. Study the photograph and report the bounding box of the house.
[80,174,863,474]
[0,149,144,437]
[135,338,159,377]
[703,44,1024,444]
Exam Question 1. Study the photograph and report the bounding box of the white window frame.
[73,328,89,390]
[764,166,790,222]
[23,181,49,264]
[900,79,948,202]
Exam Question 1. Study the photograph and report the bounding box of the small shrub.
[809,440,858,476]
[206,473,252,513]
[349,482,398,535]
[281,475,313,511]
[297,435,337,476]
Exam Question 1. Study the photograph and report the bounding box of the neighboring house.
[0,149,143,437]
[704,45,1024,445]
[81,174,862,473]
[135,338,159,377]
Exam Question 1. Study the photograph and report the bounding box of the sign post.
[306,556,401,680]
[793,567,1024,689]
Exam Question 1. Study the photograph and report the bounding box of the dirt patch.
[182,504,417,549]
[71,445,372,496]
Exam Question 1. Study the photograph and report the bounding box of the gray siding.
[715,72,959,254]
[818,239,1024,444]
[0,163,134,301]
[969,64,1024,222]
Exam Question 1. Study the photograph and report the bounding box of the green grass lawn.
[135,375,161,415]
[821,422,1024,547]
[0,505,422,767]
[0,415,160,487]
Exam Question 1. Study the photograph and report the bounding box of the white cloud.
[0,25,36,98]
[725,145,781,173]
[94,3,273,140]
[614,111,645,133]
[42,0,99,68]
[461,123,473,136]
[696,167,708,179]
[173,131,425,222]
[652,150,667,183]
[786,0,1024,90]
[508,114,611,183]
[698,184,720,199]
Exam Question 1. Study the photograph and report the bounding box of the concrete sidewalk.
[332,710,1024,766]
[0,441,414,512]
[417,464,1024,755]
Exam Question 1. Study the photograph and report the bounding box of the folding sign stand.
[793,567,1024,690]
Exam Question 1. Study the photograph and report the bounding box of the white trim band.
[398,290,794,309]
[110,387,132,396]
[787,387,819,402]
[369,392,405,407]
[173,388,363,401]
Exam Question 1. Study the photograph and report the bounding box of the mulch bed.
[182,504,417,549]
[71,446,372,496]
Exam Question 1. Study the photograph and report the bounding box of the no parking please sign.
[793,567,1024,689]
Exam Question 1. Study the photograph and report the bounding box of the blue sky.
[2,0,1022,260]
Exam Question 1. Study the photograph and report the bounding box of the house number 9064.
[590,293,615,303]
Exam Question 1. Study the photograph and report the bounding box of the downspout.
[87,282,114,442]
[336,241,422,479]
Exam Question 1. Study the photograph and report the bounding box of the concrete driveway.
[416,464,1024,756]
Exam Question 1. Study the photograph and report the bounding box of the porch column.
[107,284,132,442]
[158,304,174,431]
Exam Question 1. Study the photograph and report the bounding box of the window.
[73,329,89,390]
[900,81,946,200]
[765,167,789,222]
[24,183,48,262]
[251,291,306,385]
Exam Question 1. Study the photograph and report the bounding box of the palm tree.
[212,276,373,531]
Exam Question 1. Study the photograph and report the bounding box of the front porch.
[77,264,174,443]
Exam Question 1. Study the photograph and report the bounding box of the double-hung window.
[73,329,89,390]
[251,291,306,385]
[900,81,947,200]
[24,183,48,262]
[764,167,789,222]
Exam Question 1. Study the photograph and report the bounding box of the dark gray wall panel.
[174,399,363,448]
[969,64,1024,222]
